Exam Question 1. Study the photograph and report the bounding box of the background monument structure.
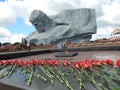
[26,8,97,45]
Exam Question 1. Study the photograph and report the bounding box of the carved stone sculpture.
[27,9,97,45]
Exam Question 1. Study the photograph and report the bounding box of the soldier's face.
[32,19,46,33]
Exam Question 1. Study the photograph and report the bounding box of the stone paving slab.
[13,51,120,62]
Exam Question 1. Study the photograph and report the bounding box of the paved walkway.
[14,51,120,62]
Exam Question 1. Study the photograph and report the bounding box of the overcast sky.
[0,0,120,43]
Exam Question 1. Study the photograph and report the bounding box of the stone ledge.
[0,46,120,60]
[0,50,51,60]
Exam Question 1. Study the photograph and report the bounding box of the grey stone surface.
[27,9,97,45]
[0,68,96,90]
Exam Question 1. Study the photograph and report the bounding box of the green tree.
[22,38,27,45]
[13,42,21,45]
[2,42,11,46]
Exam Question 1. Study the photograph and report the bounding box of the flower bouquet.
[0,59,120,90]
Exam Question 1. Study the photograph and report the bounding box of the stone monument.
[26,8,97,45]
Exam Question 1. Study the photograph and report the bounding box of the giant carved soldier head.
[29,10,52,33]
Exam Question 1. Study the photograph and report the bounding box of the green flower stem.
[0,65,9,79]
[95,66,120,89]
[44,66,54,85]
[103,65,120,79]
[44,66,55,78]
[102,65,120,77]
[0,71,9,79]
[27,66,34,86]
[102,64,117,75]
[115,66,120,75]
[90,67,111,90]
[21,67,28,76]
[0,65,6,70]
[55,66,73,90]
[69,67,85,90]
[6,65,14,76]
[33,71,47,81]
[38,66,54,85]
[81,69,103,90]
[104,77,113,90]
[0,64,16,79]
[7,64,17,77]
[22,66,47,81]
[46,66,64,84]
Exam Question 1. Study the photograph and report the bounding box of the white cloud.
[101,0,120,23]
[4,0,110,23]
[91,27,113,40]
[0,0,120,43]
[10,33,26,43]
[6,0,50,24]
[0,27,26,43]
[0,2,16,26]
[0,27,11,38]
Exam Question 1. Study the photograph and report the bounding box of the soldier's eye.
[34,23,38,26]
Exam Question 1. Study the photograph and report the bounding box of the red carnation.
[116,59,120,67]
[29,59,36,66]
[25,61,31,67]
[5,60,13,65]
[38,60,45,66]
[53,60,60,66]
[73,62,81,69]
[106,59,114,66]
[48,60,54,66]
[95,60,101,67]
[44,60,49,65]
[84,59,89,64]
[90,60,96,67]
[17,60,25,67]
[100,60,106,65]
[0,60,4,65]
[63,60,71,66]
[82,63,90,70]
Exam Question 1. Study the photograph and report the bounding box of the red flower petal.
[106,59,114,66]
[0,60,4,65]
[116,59,120,67]
[63,60,71,66]
[73,62,80,69]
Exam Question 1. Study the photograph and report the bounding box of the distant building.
[111,28,120,39]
